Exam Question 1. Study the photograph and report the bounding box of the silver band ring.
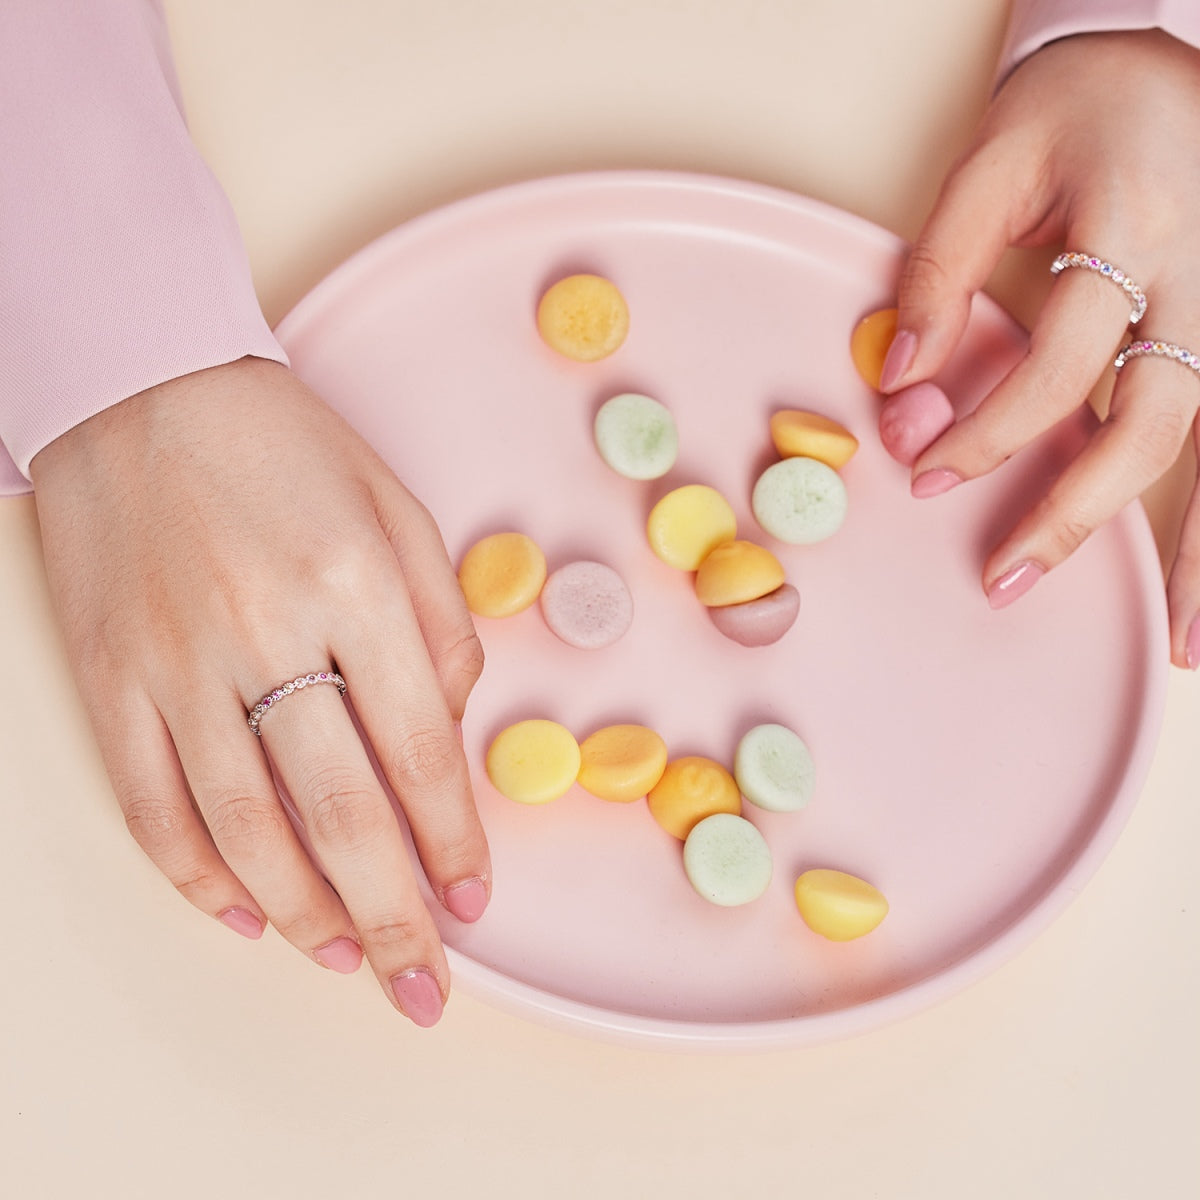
[1114,339,1200,377]
[1050,252,1147,325]
[248,671,347,736]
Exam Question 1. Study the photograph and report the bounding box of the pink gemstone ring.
[247,670,347,736]
[1050,252,1147,325]
[1114,339,1200,377]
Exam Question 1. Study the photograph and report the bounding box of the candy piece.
[850,307,898,389]
[707,583,800,646]
[751,456,848,544]
[540,560,634,649]
[734,723,815,813]
[594,393,679,480]
[577,724,669,803]
[647,755,741,840]
[536,273,629,362]
[683,813,773,907]
[878,381,955,467]
[646,484,737,571]
[794,869,889,941]
[694,540,786,607]
[486,719,581,805]
[458,531,547,617]
[769,410,859,469]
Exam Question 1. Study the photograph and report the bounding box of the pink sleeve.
[0,0,287,497]
[997,0,1200,84]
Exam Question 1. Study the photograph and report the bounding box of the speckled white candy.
[539,560,634,649]
[593,393,679,480]
[751,456,847,544]
[682,813,773,907]
[734,723,815,813]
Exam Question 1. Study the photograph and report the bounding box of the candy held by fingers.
[457,531,547,617]
[594,393,679,480]
[794,869,889,941]
[694,539,785,607]
[539,560,634,649]
[878,381,955,467]
[486,719,582,804]
[577,724,669,803]
[751,456,847,544]
[536,273,629,362]
[646,484,738,570]
[769,409,859,469]
[683,813,773,907]
[647,755,741,839]
[850,307,898,389]
[707,582,800,646]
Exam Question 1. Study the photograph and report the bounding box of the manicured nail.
[880,329,917,391]
[391,968,444,1027]
[313,936,362,974]
[987,561,1045,609]
[911,467,962,499]
[442,876,488,923]
[218,906,264,940]
[1186,615,1200,670]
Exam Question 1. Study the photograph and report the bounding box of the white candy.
[734,723,815,813]
[593,393,679,480]
[751,456,847,544]
[682,813,773,907]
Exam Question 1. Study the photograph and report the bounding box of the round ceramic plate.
[276,171,1167,1049]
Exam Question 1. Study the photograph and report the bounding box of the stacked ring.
[1114,340,1200,378]
[1050,252,1147,325]
[248,670,348,736]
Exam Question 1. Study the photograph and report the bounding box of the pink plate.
[276,171,1168,1049]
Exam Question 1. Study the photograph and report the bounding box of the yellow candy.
[646,484,738,571]
[577,724,669,803]
[458,531,547,618]
[850,307,898,390]
[536,273,630,362]
[793,869,889,941]
[486,719,582,805]
[647,755,741,840]
[769,410,859,469]
[694,540,785,607]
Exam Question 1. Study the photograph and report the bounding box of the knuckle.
[437,630,485,699]
[122,791,189,855]
[383,724,460,795]
[1046,509,1094,559]
[206,790,291,856]
[303,770,392,847]
[1127,407,1191,472]
[358,913,430,953]
[899,241,952,304]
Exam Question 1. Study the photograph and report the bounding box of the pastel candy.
[647,755,741,840]
[683,813,773,907]
[850,307,898,390]
[539,560,634,649]
[693,540,785,607]
[794,869,889,941]
[458,531,547,617]
[577,724,669,803]
[734,723,815,813]
[646,484,737,571]
[878,381,955,467]
[594,393,678,480]
[769,409,859,469]
[536,273,629,362]
[707,583,800,646]
[751,456,847,544]
[486,719,582,805]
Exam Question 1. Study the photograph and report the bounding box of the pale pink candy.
[540,560,634,650]
[707,583,800,647]
[878,381,955,467]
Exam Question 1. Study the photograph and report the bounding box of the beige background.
[3,2,1198,1196]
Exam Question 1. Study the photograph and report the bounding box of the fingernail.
[987,561,1045,610]
[442,876,488,923]
[1186,615,1200,669]
[880,329,917,392]
[218,907,264,940]
[314,936,362,974]
[911,468,962,498]
[391,968,444,1027]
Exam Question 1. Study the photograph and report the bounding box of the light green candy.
[751,456,847,544]
[683,813,773,907]
[734,723,815,813]
[593,393,679,480]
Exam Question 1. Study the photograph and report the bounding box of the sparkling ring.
[1050,252,1147,325]
[248,671,347,736]
[1114,339,1200,377]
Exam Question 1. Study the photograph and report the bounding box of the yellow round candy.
[486,719,582,805]
[577,724,669,803]
[647,755,741,840]
[646,484,737,571]
[793,869,889,941]
[536,273,630,362]
[850,307,898,390]
[769,410,859,469]
[694,540,786,607]
[457,532,547,618]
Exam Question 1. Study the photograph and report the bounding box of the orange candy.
[457,531,547,618]
[694,540,786,607]
[647,755,741,840]
[849,307,898,390]
[536,274,630,362]
[577,724,669,803]
[769,410,859,469]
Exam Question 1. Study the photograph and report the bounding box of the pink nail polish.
[1185,615,1200,670]
[391,968,444,1027]
[442,877,488,923]
[880,329,917,391]
[987,561,1045,609]
[911,468,962,499]
[218,907,264,940]
[314,936,362,974]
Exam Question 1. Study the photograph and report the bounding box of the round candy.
[693,540,786,607]
[878,381,955,467]
[769,410,859,469]
[485,719,581,805]
[647,755,741,840]
[536,273,629,362]
[850,307,898,390]
[683,813,773,907]
[734,723,815,813]
[707,583,800,647]
[457,531,547,617]
[540,560,634,650]
[794,869,889,941]
[594,393,678,480]
[751,456,848,545]
[646,484,737,571]
[577,724,669,803]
